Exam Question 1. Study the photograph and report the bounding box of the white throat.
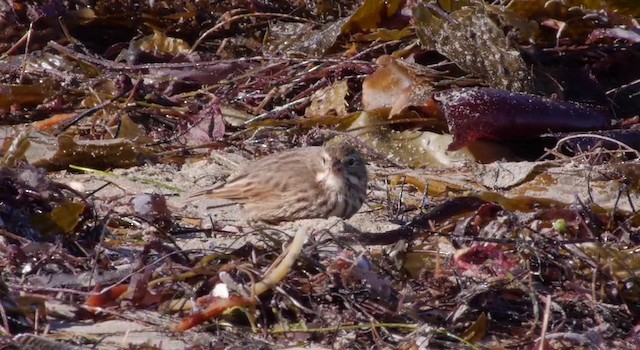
[316,169,344,192]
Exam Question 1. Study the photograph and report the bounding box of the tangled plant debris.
[0,0,640,349]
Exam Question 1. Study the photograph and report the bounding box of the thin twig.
[54,91,127,135]
[18,22,34,84]
[537,295,552,350]
[555,133,640,159]
[48,41,374,71]
[243,95,312,125]
[191,12,318,53]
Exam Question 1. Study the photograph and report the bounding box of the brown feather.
[187,144,367,223]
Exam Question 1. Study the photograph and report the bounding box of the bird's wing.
[187,147,324,203]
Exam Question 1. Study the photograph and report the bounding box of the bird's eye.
[322,157,328,165]
[346,158,356,166]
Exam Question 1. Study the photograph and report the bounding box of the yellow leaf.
[463,312,488,342]
[31,202,85,237]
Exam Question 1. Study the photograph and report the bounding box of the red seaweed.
[434,88,612,151]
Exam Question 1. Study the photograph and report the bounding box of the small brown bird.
[188,143,368,223]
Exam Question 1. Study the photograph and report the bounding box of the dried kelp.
[0,0,639,349]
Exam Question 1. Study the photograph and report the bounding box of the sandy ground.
[38,149,640,349]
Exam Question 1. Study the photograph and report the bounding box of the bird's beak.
[331,160,342,173]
